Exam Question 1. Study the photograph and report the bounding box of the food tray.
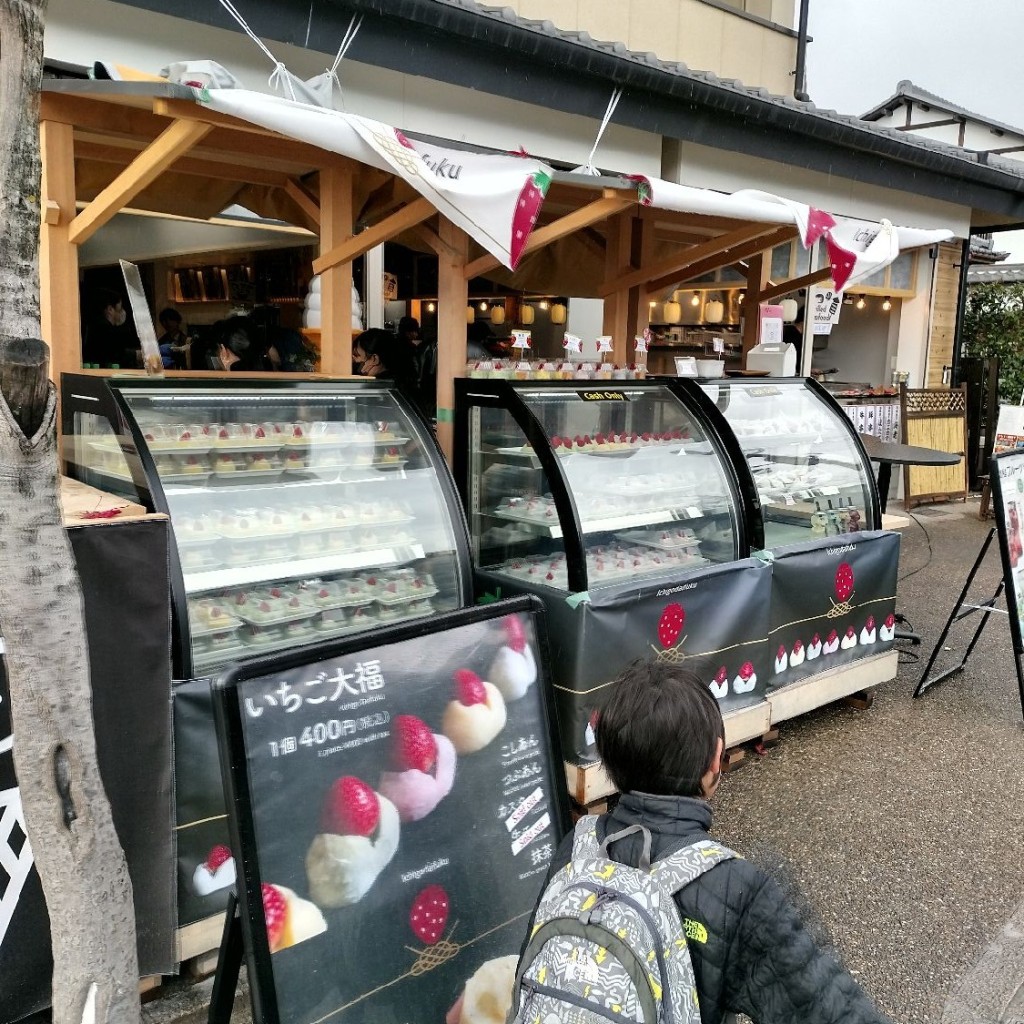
[190,611,245,637]
[193,641,250,671]
[209,467,284,480]
[209,439,288,454]
[233,601,317,627]
[372,584,439,607]
[616,529,701,551]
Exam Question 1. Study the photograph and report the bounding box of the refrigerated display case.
[454,379,761,593]
[683,377,881,550]
[454,379,773,767]
[61,375,472,679]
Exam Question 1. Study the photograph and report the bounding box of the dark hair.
[596,661,724,797]
[95,287,123,314]
[356,328,416,380]
[397,316,420,337]
[158,307,182,326]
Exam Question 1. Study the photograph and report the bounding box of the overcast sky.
[803,0,1024,124]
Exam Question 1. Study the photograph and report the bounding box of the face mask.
[114,307,128,327]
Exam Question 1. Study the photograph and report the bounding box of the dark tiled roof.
[968,263,1024,283]
[422,0,1024,182]
[862,80,1024,143]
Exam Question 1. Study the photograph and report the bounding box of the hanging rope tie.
[575,87,623,176]
[323,14,363,108]
[216,0,296,97]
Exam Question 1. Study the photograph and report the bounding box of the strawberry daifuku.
[841,625,858,650]
[378,715,457,824]
[790,639,806,668]
[261,882,326,954]
[774,644,788,675]
[860,615,877,646]
[709,665,728,700]
[733,661,757,694]
[879,613,897,642]
[442,669,507,755]
[193,843,236,896]
[489,615,538,701]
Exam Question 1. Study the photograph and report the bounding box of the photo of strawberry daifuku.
[261,882,327,954]
[446,955,520,1024]
[378,714,457,823]
[305,775,400,908]
[193,843,236,896]
[709,666,728,700]
[807,633,822,660]
[442,669,507,755]
[860,615,877,645]
[733,661,757,694]
[879,613,896,643]
[774,644,788,675]
[488,615,538,701]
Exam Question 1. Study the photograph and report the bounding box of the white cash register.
[745,341,797,377]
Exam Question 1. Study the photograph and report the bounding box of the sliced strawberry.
[262,883,287,951]
[410,885,449,945]
[218,428,229,439]
[258,601,271,612]
[455,669,487,706]
[393,715,437,773]
[321,776,380,836]
[293,425,304,438]
[206,844,232,871]
[255,426,266,439]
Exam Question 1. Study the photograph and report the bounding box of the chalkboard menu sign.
[991,451,1024,660]
[212,598,568,1024]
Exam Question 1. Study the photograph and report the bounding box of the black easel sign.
[211,598,569,1024]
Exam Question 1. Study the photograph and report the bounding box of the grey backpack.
[509,815,736,1024]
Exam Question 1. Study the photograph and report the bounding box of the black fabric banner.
[766,530,900,689]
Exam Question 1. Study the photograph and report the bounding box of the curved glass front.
[96,386,460,674]
[468,384,743,591]
[699,379,876,549]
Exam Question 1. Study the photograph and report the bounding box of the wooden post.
[742,253,771,358]
[39,119,79,378]
[319,164,354,375]
[436,217,469,464]
[603,211,633,362]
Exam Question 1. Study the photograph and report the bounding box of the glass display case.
[684,377,880,549]
[61,375,471,678]
[454,379,760,593]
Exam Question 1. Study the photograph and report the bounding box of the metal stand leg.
[208,890,244,1024]
[915,528,997,697]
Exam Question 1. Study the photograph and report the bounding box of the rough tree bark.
[0,2,141,1023]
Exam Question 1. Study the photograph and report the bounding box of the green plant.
[963,281,1024,402]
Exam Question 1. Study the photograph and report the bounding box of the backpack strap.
[601,823,654,870]
[651,839,737,895]
[570,814,603,859]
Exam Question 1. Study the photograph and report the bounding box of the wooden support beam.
[312,197,434,276]
[742,253,771,357]
[408,221,461,262]
[601,222,777,297]
[464,192,635,281]
[759,266,834,303]
[68,119,213,245]
[436,218,470,464]
[602,210,634,350]
[284,178,320,226]
[319,165,354,376]
[39,120,80,379]
[645,226,798,297]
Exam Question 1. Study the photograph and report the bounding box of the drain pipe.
[794,0,811,102]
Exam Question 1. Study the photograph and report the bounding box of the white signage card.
[811,287,843,336]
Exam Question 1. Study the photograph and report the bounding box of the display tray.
[616,528,701,551]
[492,506,705,538]
[210,468,285,481]
[190,612,245,637]
[182,544,426,592]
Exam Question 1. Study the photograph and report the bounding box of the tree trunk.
[0,3,141,1023]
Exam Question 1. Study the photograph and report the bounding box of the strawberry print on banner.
[804,207,837,247]
[654,602,686,663]
[826,235,858,292]
[509,171,552,270]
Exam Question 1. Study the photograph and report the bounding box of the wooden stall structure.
[901,384,969,507]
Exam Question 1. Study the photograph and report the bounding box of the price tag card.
[820,486,840,496]
[686,506,703,519]
[213,599,568,1024]
[784,493,796,506]
[712,337,724,354]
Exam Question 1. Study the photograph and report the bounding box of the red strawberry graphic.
[206,845,232,871]
[865,615,875,630]
[827,629,838,644]
[657,604,685,648]
[262,883,287,951]
[509,171,550,269]
[835,562,854,603]
[884,614,895,629]
[845,626,856,639]
[777,644,787,658]
[804,207,837,247]
[714,666,727,685]
[504,615,527,653]
[409,885,449,945]
[454,669,487,706]
[739,662,754,680]
[826,235,858,291]
[321,776,380,836]
[811,633,821,646]
[393,715,437,773]
[792,640,803,654]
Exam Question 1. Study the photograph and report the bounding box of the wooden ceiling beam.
[463,192,635,280]
[284,179,321,227]
[68,118,213,245]
[312,197,435,275]
[408,221,461,261]
[601,221,775,297]
[645,226,798,296]
[759,266,834,302]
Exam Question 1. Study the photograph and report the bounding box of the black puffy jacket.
[533,792,893,1024]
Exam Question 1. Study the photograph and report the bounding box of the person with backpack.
[509,660,893,1024]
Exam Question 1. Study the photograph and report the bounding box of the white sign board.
[758,304,784,346]
[811,287,843,335]
[995,405,1024,453]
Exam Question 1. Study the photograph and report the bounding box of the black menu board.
[213,598,568,1024]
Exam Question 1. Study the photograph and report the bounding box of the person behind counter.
[157,308,189,370]
[211,317,272,372]
[354,328,419,395]
[514,661,893,1024]
[399,316,438,417]
[82,288,140,368]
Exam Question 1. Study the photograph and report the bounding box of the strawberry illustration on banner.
[829,561,856,616]
[654,603,687,663]
[510,171,552,269]
[805,207,837,247]
[826,235,858,292]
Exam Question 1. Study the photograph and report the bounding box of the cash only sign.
[209,598,569,1024]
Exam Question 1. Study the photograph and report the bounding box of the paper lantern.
[551,303,567,324]
[466,305,475,324]
[663,300,682,324]
[520,304,535,325]
[780,298,799,323]
[705,299,724,324]
[490,305,506,325]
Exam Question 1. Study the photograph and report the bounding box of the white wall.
[810,301,891,384]
[893,246,938,387]
[565,298,604,346]
[45,0,662,175]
